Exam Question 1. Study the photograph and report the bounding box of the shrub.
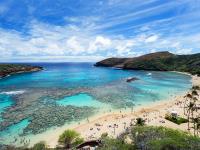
[58,129,83,149]
[98,137,134,150]
[101,133,108,138]
[31,141,47,150]
[135,117,145,126]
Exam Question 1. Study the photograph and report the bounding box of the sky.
[0,0,200,62]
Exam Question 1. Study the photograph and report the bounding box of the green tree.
[136,118,145,126]
[58,129,84,149]
[192,90,198,98]
[192,118,199,135]
[192,86,200,91]
[187,102,195,130]
[197,122,200,136]
[184,93,192,115]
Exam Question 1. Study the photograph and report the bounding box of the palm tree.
[184,93,192,115]
[192,117,199,136]
[187,102,195,131]
[193,87,200,101]
[197,122,200,136]
[136,118,145,126]
[191,97,198,128]
[123,122,126,129]
[192,86,200,91]
[58,129,84,149]
[191,97,198,119]
[192,90,198,98]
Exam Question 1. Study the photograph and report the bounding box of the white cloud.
[145,35,158,43]
[114,39,135,55]
[176,48,192,54]
[0,18,199,62]
[140,26,150,31]
[88,36,111,53]
[66,36,85,54]
[0,55,105,62]
[150,49,157,53]
[0,21,135,61]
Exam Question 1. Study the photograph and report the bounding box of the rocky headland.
[95,51,200,76]
[0,64,43,78]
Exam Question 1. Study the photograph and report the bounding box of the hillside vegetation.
[0,64,43,78]
[2,126,200,150]
[98,126,200,150]
[95,51,200,76]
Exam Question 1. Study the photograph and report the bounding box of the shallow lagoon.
[57,93,107,107]
[0,63,192,146]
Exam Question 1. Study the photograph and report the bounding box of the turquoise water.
[0,63,192,146]
[57,93,106,107]
[0,119,29,145]
[0,94,13,122]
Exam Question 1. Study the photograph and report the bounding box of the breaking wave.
[0,90,25,95]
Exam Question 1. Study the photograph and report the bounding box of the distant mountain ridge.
[95,51,200,76]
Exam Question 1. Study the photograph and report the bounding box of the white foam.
[147,73,152,76]
[1,90,25,95]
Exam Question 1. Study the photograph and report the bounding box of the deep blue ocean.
[0,63,192,145]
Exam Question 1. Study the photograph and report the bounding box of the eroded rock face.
[0,64,43,78]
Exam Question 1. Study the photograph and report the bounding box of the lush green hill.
[0,64,43,78]
[95,51,200,76]
[98,126,200,150]
[1,126,200,150]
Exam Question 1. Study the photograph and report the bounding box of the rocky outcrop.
[126,77,139,82]
[0,64,43,78]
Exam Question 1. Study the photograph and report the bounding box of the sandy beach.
[28,74,198,148]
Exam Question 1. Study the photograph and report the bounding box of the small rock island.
[0,64,43,78]
[126,77,139,82]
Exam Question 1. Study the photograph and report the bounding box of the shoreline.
[27,74,200,148]
[1,72,198,148]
